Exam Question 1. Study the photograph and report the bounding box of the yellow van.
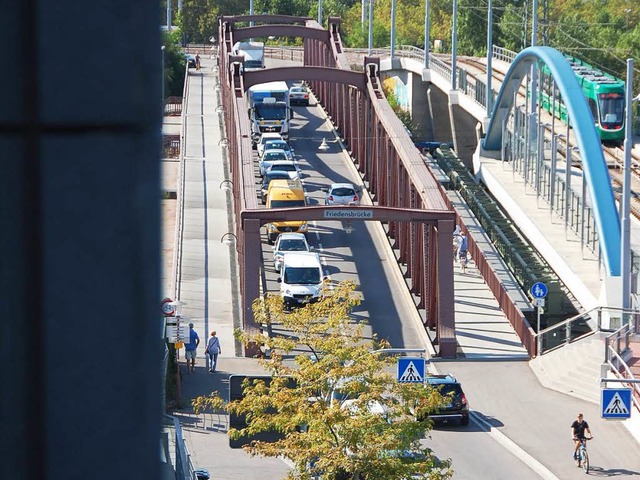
[266,179,308,244]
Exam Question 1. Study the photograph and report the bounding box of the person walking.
[205,330,221,373]
[195,53,201,71]
[185,322,200,373]
[456,231,469,272]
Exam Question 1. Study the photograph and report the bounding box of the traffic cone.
[318,138,329,151]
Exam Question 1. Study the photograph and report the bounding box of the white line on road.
[469,411,560,480]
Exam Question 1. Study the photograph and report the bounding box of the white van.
[278,252,325,309]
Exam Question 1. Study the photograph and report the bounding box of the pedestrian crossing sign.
[397,358,425,383]
[601,388,632,419]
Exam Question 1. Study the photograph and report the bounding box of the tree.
[194,281,452,480]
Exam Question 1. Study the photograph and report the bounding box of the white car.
[256,132,284,157]
[273,233,311,272]
[259,149,290,176]
[323,183,360,205]
[289,85,310,106]
[262,139,294,160]
[267,160,301,179]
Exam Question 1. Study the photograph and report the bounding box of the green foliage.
[194,281,452,480]
[162,33,188,98]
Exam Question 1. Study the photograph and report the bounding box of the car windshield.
[263,174,290,187]
[283,266,320,285]
[331,187,355,196]
[264,152,286,160]
[265,141,289,151]
[278,240,308,252]
[270,200,305,208]
[255,103,286,120]
[271,164,296,172]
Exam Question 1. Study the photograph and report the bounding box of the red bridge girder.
[217,15,457,358]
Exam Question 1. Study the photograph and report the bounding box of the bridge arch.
[483,46,620,276]
[243,66,366,91]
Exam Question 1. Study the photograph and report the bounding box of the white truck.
[248,81,291,145]
[232,41,265,71]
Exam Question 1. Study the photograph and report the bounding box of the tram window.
[598,93,624,125]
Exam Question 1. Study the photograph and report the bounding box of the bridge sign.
[397,358,425,383]
[601,388,632,419]
[530,282,548,299]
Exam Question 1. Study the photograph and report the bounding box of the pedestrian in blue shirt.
[185,323,200,373]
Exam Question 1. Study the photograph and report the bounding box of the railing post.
[537,333,542,357]
[565,320,572,346]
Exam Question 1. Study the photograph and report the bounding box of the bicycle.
[574,437,593,473]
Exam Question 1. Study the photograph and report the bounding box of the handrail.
[606,347,640,413]
[535,306,640,356]
[172,62,190,301]
[492,45,517,63]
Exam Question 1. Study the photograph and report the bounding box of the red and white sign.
[161,297,176,316]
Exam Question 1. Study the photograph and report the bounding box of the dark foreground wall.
[0,2,162,479]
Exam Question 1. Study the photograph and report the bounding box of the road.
[253,60,567,478]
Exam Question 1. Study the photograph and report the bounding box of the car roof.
[330,182,356,190]
[425,374,459,385]
[270,160,296,166]
[265,139,289,147]
[263,148,287,155]
[265,170,291,179]
[277,233,307,241]
[282,251,321,267]
[259,133,282,141]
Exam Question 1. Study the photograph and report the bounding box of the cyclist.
[571,413,592,460]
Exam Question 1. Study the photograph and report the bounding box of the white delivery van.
[278,252,325,309]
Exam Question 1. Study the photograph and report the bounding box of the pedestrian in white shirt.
[205,331,221,373]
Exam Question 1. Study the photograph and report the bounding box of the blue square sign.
[397,358,425,383]
[601,388,632,419]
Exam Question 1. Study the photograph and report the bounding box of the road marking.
[470,411,560,480]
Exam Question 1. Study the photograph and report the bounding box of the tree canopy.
[193,281,453,480]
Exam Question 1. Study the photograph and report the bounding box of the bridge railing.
[492,45,517,63]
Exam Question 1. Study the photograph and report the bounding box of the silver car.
[263,139,294,160]
[259,149,289,176]
[273,233,311,272]
[323,183,360,206]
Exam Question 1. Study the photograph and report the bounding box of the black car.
[418,374,469,426]
[260,170,292,204]
[185,53,197,68]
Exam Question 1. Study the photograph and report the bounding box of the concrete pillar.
[1,1,162,478]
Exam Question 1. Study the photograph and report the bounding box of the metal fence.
[163,415,199,480]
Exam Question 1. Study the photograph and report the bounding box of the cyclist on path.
[571,413,592,460]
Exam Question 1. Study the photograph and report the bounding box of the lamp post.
[621,58,634,315]
[368,0,373,54]
[452,0,458,90]
[486,0,493,115]
[166,0,171,31]
[424,0,430,69]
[390,0,397,62]
[161,46,166,115]
[318,0,323,26]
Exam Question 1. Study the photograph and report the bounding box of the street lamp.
[368,0,373,55]
[161,46,166,115]
[621,58,637,315]
[318,0,323,26]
